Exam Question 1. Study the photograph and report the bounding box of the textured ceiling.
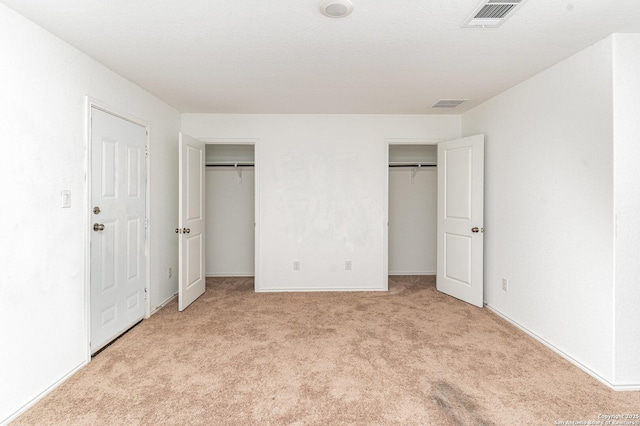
[3,0,640,113]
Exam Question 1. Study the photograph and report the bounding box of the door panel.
[437,135,484,307]
[444,147,472,219]
[187,145,203,220]
[100,219,117,291]
[126,218,140,279]
[101,139,117,198]
[127,146,141,197]
[126,293,141,311]
[90,108,147,353]
[187,234,203,288]
[444,233,472,284]
[179,133,206,311]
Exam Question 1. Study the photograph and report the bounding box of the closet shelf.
[388,162,437,168]
[205,162,254,167]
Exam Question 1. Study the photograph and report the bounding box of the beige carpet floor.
[14,276,639,425]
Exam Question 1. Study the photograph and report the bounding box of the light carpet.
[14,276,639,425]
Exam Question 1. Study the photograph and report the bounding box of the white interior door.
[90,108,147,353]
[437,135,484,307]
[178,133,206,311]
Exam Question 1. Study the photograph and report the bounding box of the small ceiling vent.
[432,100,466,109]
[462,0,527,28]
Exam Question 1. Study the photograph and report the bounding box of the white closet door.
[436,135,484,307]
[178,133,206,311]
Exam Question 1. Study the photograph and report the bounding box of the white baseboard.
[256,287,386,293]
[205,273,255,277]
[2,360,87,425]
[485,304,640,392]
[150,292,177,316]
[389,271,436,276]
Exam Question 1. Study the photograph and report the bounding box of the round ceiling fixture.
[319,0,353,18]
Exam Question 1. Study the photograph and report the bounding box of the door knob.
[183,228,191,234]
[175,228,181,234]
[471,227,480,233]
[93,223,105,231]
[93,206,101,215]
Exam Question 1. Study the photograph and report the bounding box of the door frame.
[84,96,151,361]
[200,138,261,290]
[383,138,443,289]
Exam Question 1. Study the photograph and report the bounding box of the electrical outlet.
[345,261,352,271]
[293,261,300,271]
[502,278,508,292]
[168,267,172,278]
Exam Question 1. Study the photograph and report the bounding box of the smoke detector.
[320,0,353,18]
[462,0,527,28]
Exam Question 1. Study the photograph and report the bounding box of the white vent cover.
[432,100,466,108]
[462,0,527,28]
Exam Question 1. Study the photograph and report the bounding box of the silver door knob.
[471,227,480,233]
[175,228,181,234]
[183,228,191,234]
[93,223,105,231]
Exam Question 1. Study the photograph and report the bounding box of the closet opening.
[205,143,257,282]
[387,142,438,282]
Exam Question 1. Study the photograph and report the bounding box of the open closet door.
[437,135,484,307]
[178,133,206,311]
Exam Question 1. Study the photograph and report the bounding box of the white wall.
[205,168,255,276]
[388,167,437,275]
[612,34,640,386]
[182,114,460,291]
[0,5,180,423]
[462,37,617,384]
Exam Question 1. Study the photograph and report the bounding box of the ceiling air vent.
[432,100,466,109]
[462,0,527,28]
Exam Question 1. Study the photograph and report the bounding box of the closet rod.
[388,164,436,168]
[205,163,254,167]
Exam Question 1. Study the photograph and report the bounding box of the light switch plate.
[61,190,71,208]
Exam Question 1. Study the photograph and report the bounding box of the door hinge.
[145,145,148,158]
[145,217,148,229]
